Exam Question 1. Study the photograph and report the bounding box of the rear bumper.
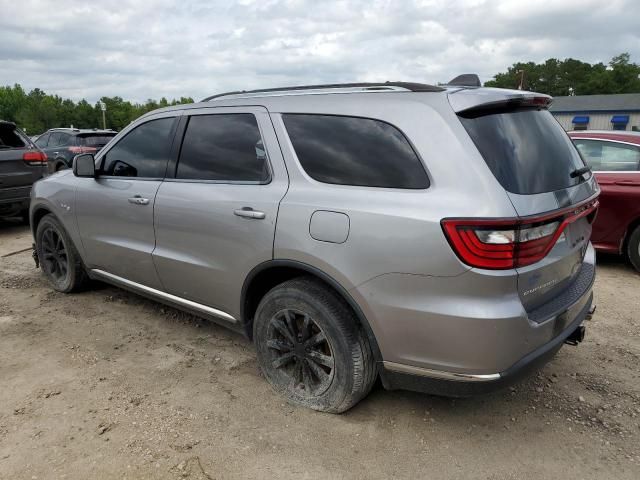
[351,243,596,396]
[0,186,31,214]
[379,292,593,396]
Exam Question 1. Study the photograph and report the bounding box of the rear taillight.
[68,146,97,154]
[442,199,599,270]
[22,151,48,166]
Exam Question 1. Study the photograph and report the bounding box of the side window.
[575,139,640,171]
[102,118,175,178]
[282,114,429,189]
[58,133,71,146]
[176,114,269,182]
[35,133,50,148]
[48,132,64,147]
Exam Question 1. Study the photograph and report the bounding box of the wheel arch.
[241,260,383,362]
[30,203,54,236]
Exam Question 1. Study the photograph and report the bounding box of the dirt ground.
[0,219,638,480]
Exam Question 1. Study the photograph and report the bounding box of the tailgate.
[453,91,599,315]
[0,123,45,189]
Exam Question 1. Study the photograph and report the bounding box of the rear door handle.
[614,180,640,186]
[234,208,265,219]
[128,195,150,205]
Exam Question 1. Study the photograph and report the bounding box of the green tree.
[0,84,193,134]
[484,53,640,95]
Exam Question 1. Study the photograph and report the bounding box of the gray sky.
[1,0,639,103]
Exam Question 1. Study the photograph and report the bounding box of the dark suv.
[0,121,46,220]
[35,128,117,173]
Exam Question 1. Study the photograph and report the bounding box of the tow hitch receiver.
[565,325,586,346]
[32,243,39,269]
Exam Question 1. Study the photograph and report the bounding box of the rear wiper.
[570,166,592,179]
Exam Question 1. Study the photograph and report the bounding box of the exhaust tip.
[565,325,586,346]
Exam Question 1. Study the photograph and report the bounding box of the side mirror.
[73,153,96,178]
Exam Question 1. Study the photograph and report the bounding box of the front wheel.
[253,277,376,413]
[35,214,88,292]
[627,225,640,272]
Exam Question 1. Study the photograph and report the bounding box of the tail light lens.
[68,146,97,154]
[442,199,599,270]
[23,151,48,166]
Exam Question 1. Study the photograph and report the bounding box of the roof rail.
[201,81,444,102]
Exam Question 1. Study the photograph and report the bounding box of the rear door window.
[176,114,269,182]
[282,114,429,189]
[574,139,640,171]
[459,108,586,194]
[48,132,65,147]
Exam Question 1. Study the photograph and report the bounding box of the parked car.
[0,121,47,221]
[569,131,640,271]
[34,128,117,173]
[30,82,598,412]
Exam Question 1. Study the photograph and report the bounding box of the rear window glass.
[0,124,27,149]
[78,134,116,147]
[459,108,585,194]
[283,114,429,189]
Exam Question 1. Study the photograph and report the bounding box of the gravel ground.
[0,218,638,479]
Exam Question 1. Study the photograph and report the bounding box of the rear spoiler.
[448,87,552,114]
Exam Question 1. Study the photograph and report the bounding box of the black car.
[35,128,117,173]
[0,121,46,221]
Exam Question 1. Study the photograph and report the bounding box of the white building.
[549,93,640,131]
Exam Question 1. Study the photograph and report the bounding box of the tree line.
[484,53,640,96]
[0,84,194,135]
[2,53,639,135]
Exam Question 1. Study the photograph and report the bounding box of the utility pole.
[516,70,525,90]
[99,101,107,129]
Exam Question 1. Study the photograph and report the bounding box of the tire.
[627,225,640,273]
[253,277,376,413]
[35,214,88,292]
[56,162,66,171]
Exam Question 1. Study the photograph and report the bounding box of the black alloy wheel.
[266,308,335,397]
[40,226,68,283]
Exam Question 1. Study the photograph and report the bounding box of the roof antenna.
[447,74,481,87]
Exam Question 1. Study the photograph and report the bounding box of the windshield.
[459,108,586,195]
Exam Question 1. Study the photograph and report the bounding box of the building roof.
[550,93,640,113]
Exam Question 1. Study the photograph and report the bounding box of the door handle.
[234,208,266,219]
[128,195,150,205]
[614,180,640,186]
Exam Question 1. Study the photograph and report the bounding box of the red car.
[569,130,640,271]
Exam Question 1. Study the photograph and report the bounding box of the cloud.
[0,0,638,102]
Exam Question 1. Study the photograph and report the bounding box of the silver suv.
[30,81,599,413]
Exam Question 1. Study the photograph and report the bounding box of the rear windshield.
[77,134,116,147]
[0,124,27,149]
[459,108,586,195]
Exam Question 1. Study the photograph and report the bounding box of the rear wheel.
[627,225,640,272]
[35,214,88,292]
[253,277,376,413]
